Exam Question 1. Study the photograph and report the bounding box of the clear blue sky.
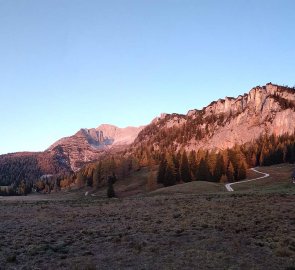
[0,0,294,154]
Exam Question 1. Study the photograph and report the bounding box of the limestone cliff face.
[48,125,144,171]
[191,83,295,150]
[135,83,295,152]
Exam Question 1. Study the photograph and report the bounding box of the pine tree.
[180,151,192,182]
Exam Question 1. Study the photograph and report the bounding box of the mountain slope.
[133,83,295,153]
[47,124,144,171]
[0,147,71,186]
[0,124,143,187]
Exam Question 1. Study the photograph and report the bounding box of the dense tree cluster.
[154,133,295,187]
[76,155,140,189]
[0,155,41,186]
[156,148,247,186]
[0,151,72,196]
[242,133,295,167]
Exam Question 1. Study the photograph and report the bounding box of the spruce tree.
[107,182,115,198]
[180,151,192,182]
[188,150,198,180]
[196,158,209,181]
[173,152,181,182]
[213,154,224,182]
[107,174,116,198]
[163,155,176,186]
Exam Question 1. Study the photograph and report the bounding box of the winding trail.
[225,167,270,192]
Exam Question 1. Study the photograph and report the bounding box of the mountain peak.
[48,123,144,171]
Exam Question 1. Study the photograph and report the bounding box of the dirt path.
[225,167,270,192]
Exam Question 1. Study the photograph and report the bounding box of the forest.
[1,132,295,195]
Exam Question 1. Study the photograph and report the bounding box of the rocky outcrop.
[135,83,295,153]
[48,124,144,171]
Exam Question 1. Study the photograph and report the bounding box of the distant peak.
[96,123,118,129]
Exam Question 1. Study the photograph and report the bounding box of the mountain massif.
[133,83,295,153]
[0,125,143,189]
[1,83,295,192]
[48,124,144,171]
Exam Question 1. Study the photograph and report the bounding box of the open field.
[229,164,295,194]
[0,164,294,269]
[152,181,226,195]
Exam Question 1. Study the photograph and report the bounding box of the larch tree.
[157,158,167,184]
[226,161,235,182]
[188,150,198,180]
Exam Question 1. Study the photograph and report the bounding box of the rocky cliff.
[48,124,144,171]
[134,83,295,153]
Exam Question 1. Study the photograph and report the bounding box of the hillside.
[0,148,71,187]
[0,124,143,190]
[132,83,295,153]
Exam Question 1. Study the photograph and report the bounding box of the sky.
[0,0,294,154]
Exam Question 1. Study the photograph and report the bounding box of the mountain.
[132,83,295,153]
[47,124,144,171]
[0,124,143,189]
[1,82,295,191]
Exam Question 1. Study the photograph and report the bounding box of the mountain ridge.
[47,124,144,171]
[1,82,295,189]
[133,83,295,154]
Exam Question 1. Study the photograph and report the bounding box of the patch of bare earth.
[0,191,294,270]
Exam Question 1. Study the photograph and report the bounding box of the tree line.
[157,148,247,187]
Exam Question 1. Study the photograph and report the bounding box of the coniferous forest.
[1,132,295,195]
[71,132,295,190]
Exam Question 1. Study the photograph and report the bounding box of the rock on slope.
[48,124,144,171]
[134,83,295,152]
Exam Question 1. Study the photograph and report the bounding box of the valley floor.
[0,190,294,269]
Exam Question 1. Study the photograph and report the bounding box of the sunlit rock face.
[48,124,144,171]
[135,83,295,153]
[188,84,295,151]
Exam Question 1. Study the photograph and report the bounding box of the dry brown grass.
[0,164,294,269]
[0,191,294,269]
[152,181,226,194]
